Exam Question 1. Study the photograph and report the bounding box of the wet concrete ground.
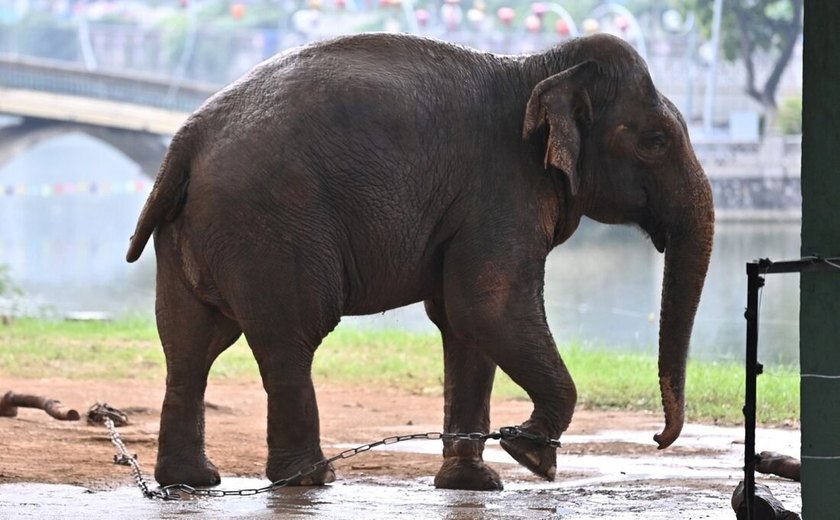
[0,423,801,519]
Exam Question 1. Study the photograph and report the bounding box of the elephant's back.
[198,33,517,139]
[190,34,516,187]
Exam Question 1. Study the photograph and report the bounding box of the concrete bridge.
[0,54,220,177]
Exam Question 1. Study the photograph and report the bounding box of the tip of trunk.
[653,421,683,449]
[654,372,685,449]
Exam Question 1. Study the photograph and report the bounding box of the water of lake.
[0,133,801,365]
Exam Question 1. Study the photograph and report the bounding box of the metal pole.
[76,0,98,71]
[684,13,697,123]
[703,0,723,135]
[744,261,764,520]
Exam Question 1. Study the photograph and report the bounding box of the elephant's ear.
[522,61,598,196]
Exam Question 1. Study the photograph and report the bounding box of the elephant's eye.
[637,131,669,159]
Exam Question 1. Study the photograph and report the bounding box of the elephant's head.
[523,35,714,449]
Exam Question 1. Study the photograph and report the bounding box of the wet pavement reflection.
[0,423,801,519]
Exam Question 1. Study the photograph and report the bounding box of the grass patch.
[0,316,163,379]
[0,317,799,425]
[557,347,800,425]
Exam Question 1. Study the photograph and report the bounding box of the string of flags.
[1,179,151,198]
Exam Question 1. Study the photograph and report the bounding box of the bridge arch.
[0,119,166,179]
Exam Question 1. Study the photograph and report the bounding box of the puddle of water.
[0,476,801,520]
[0,423,801,519]
[341,422,801,484]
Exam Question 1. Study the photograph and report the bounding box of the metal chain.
[104,417,161,499]
[88,403,129,427]
[103,420,560,501]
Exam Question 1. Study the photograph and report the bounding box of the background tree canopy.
[680,0,802,110]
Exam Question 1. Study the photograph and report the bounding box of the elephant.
[126,32,714,491]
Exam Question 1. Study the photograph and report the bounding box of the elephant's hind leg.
[243,324,337,486]
[154,272,242,487]
[425,299,503,491]
[235,274,341,486]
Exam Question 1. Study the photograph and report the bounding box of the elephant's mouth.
[649,228,667,253]
[639,210,667,253]
[639,187,666,253]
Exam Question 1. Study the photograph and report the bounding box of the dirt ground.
[0,377,729,490]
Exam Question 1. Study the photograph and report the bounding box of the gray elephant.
[127,32,714,491]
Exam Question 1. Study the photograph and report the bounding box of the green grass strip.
[0,317,799,425]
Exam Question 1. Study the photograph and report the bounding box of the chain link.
[102,419,560,501]
[104,418,162,499]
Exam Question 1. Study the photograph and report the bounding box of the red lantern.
[615,15,629,32]
[497,7,515,27]
[230,2,246,20]
[415,8,429,27]
[442,3,462,29]
[530,3,546,17]
[555,19,570,37]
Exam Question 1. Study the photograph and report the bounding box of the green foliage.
[4,11,78,60]
[682,0,796,60]
[0,265,22,317]
[0,264,19,298]
[0,319,800,425]
[676,0,802,108]
[777,94,802,135]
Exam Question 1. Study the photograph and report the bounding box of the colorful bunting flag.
[0,180,151,197]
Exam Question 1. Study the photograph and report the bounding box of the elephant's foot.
[434,457,503,491]
[155,453,221,487]
[500,434,557,481]
[267,454,336,486]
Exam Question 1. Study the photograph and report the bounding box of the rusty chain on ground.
[102,418,561,501]
[88,402,129,427]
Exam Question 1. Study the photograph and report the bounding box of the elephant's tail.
[125,129,193,263]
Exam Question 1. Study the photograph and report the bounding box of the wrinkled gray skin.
[127,33,714,491]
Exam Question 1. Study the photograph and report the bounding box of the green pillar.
[801,3,840,517]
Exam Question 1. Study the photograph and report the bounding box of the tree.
[683,0,802,110]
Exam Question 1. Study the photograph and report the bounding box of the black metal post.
[744,262,764,520]
[740,257,840,518]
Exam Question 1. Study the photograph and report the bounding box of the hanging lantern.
[615,15,629,33]
[555,18,570,37]
[442,2,462,30]
[466,8,484,25]
[582,18,599,34]
[230,2,246,20]
[524,14,541,33]
[415,8,429,27]
[530,3,547,18]
[496,7,515,27]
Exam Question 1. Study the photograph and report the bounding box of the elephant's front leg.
[425,299,502,491]
[441,250,577,483]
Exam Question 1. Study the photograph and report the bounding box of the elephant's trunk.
[653,172,714,449]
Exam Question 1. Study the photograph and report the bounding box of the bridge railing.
[0,53,219,113]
